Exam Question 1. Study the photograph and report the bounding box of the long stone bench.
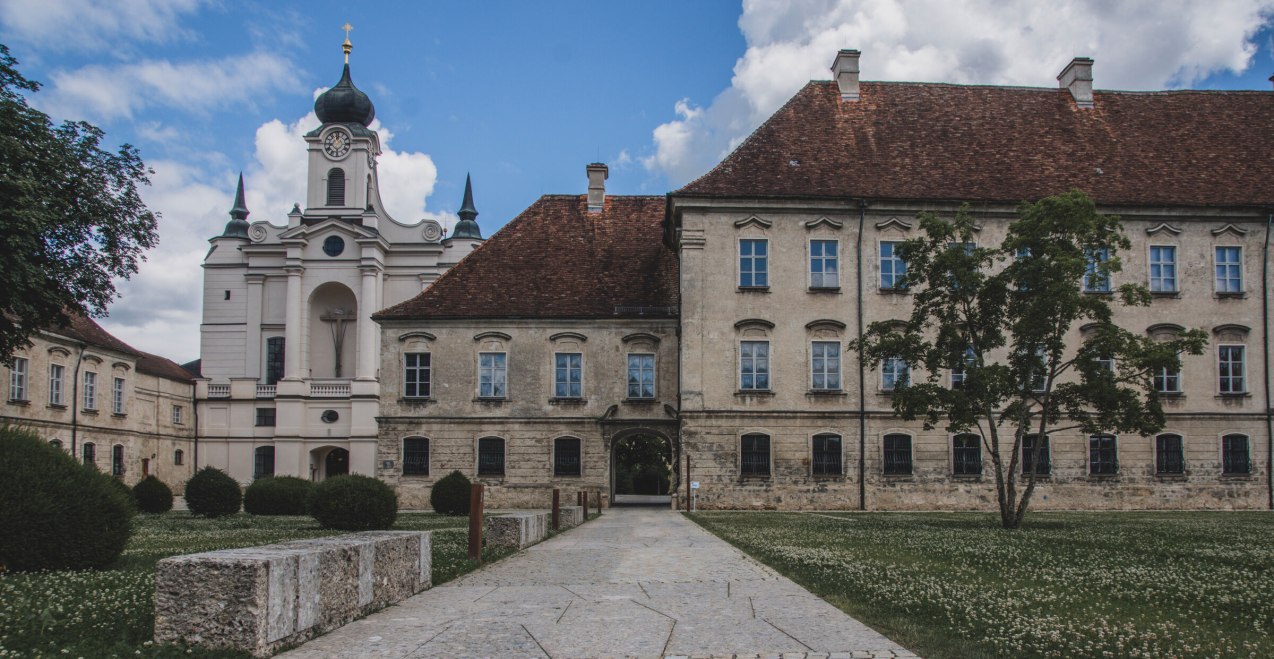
[485,507,589,550]
[154,531,431,657]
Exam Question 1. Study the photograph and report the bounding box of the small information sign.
[690,481,700,489]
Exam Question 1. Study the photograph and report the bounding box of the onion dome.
[450,174,483,240]
[221,173,250,239]
[314,62,376,126]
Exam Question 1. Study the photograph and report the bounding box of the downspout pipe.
[69,343,85,457]
[1263,211,1272,510]
[857,199,868,511]
[192,381,200,471]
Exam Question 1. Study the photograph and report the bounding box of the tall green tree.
[0,44,157,364]
[849,191,1206,529]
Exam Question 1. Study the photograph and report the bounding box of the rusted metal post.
[595,490,601,516]
[552,488,560,530]
[578,490,585,510]
[467,483,484,562]
[685,450,691,512]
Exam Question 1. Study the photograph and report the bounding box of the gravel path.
[280,507,915,658]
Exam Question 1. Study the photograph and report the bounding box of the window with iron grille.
[554,437,582,476]
[112,444,125,477]
[1222,434,1250,475]
[1149,246,1177,292]
[1218,345,1245,393]
[809,240,839,288]
[811,342,841,390]
[739,341,770,391]
[404,352,431,398]
[326,168,345,206]
[952,434,982,475]
[403,437,429,475]
[883,434,912,475]
[740,433,770,477]
[880,241,907,290]
[1084,247,1110,292]
[881,356,908,392]
[812,433,841,476]
[1215,246,1242,293]
[1021,434,1051,475]
[82,372,97,410]
[1089,434,1118,475]
[478,437,505,476]
[627,354,655,398]
[554,353,582,398]
[1155,366,1181,394]
[478,353,507,398]
[82,442,95,467]
[255,408,276,427]
[112,377,125,414]
[9,357,27,401]
[48,363,63,405]
[739,239,768,287]
[265,337,285,385]
[253,446,275,480]
[1155,433,1184,474]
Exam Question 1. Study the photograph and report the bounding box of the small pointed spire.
[220,172,250,239]
[450,173,483,240]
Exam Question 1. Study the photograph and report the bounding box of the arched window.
[952,434,981,475]
[812,433,841,476]
[253,446,275,480]
[326,168,346,206]
[1156,434,1183,474]
[174,449,184,466]
[883,434,912,475]
[1222,434,1251,475]
[740,433,770,477]
[111,444,125,477]
[478,437,505,476]
[49,439,63,451]
[82,442,96,467]
[403,437,429,475]
[554,437,581,476]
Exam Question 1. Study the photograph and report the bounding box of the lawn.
[688,511,1274,659]
[0,512,510,659]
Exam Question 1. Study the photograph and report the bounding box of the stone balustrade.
[154,531,431,657]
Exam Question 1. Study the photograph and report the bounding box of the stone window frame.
[477,351,508,400]
[49,438,63,451]
[738,430,773,479]
[552,436,583,477]
[255,407,276,427]
[552,352,584,400]
[810,431,843,478]
[1147,243,1179,294]
[809,341,842,392]
[1088,433,1119,476]
[950,346,976,389]
[805,318,845,394]
[1082,246,1111,293]
[1021,433,1051,476]
[48,361,65,406]
[881,432,913,476]
[403,351,432,399]
[112,376,126,415]
[737,237,770,290]
[1147,324,1185,396]
[474,332,511,401]
[325,167,345,206]
[263,336,286,386]
[951,433,983,477]
[253,446,275,480]
[735,319,774,394]
[880,355,908,393]
[807,237,841,290]
[1220,432,1252,476]
[626,352,657,400]
[878,239,908,291]
[402,436,430,476]
[174,449,184,466]
[1213,245,1244,295]
[1153,431,1186,476]
[111,444,125,477]
[82,369,98,411]
[82,441,96,467]
[172,404,184,425]
[1217,344,1247,395]
[8,356,27,402]
[476,435,507,477]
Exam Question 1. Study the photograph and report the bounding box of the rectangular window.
[1218,345,1246,393]
[1095,355,1115,373]
[1222,434,1251,475]
[48,364,64,405]
[478,437,505,476]
[883,434,912,475]
[403,437,429,475]
[1022,434,1051,476]
[1029,346,1048,392]
[255,408,276,427]
[739,341,770,391]
[253,446,275,480]
[404,352,431,398]
[952,434,982,476]
[740,434,770,477]
[9,357,27,401]
[1156,434,1184,475]
[112,445,125,477]
[1084,247,1110,292]
[809,239,839,288]
[554,353,582,398]
[478,352,507,398]
[265,337,285,385]
[739,239,768,288]
[82,442,95,467]
[627,354,655,399]
[171,405,183,425]
[881,356,908,392]
[554,437,582,476]
[880,242,907,290]
[1089,434,1118,475]
[951,347,975,388]
[1154,366,1181,394]
[1149,246,1177,292]
[112,377,125,414]
[812,433,842,476]
[810,341,841,391]
[82,372,97,410]
[1215,246,1242,293]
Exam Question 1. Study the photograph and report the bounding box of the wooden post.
[578,490,585,510]
[594,490,601,516]
[467,483,484,562]
[685,450,691,512]
[552,488,560,530]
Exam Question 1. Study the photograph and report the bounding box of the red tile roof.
[677,81,1274,207]
[376,195,678,320]
[136,351,196,384]
[42,313,192,383]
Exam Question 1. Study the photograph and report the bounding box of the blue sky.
[1,0,1272,361]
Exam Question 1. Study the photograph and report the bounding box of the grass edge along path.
[686,510,1274,659]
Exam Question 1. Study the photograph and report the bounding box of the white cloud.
[41,52,299,121]
[647,0,1274,184]
[0,0,203,52]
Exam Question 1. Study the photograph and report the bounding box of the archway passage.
[324,448,349,479]
[611,432,673,506]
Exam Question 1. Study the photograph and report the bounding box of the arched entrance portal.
[610,431,674,506]
[310,446,350,481]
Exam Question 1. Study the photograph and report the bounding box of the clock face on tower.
[323,129,351,159]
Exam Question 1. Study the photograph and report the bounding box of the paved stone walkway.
[281,508,915,658]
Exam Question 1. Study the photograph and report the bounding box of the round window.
[322,236,345,257]
[321,410,339,423]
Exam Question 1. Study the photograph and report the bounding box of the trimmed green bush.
[132,475,173,514]
[107,474,136,511]
[0,427,134,571]
[430,470,471,516]
[184,466,242,518]
[308,474,397,531]
[244,476,313,516]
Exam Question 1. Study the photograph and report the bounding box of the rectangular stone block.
[559,505,584,528]
[485,511,550,549]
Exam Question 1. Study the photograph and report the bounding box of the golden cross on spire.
[341,23,353,63]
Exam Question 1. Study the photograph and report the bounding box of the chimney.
[831,49,861,101]
[586,162,608,213]
[1058,57,1095,109]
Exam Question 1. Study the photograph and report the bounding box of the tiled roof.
[136,351,196,384]
[47,313,140,357]
[376,195,678,320]
[677,81,1274,207]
